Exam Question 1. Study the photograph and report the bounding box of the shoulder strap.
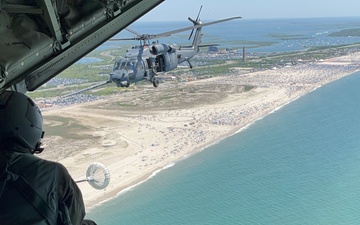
[0,151,8,197]
[0,151,7,180]
[14,175,57,225]
[7,154,58,225]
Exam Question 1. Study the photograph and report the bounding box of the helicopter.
[110,8,241,88]
[64,7,241,96]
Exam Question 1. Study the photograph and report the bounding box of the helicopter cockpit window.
[119,61,131,70]
[128,60,137,70]
[118,59,137,70]
[114,62,121,70]
[118,61,127,70]
[129,62,135,70]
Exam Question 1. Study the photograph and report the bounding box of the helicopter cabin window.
[155,55,165,72]
[146,58,152,68]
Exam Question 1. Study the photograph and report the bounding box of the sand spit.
[39,53,360,209]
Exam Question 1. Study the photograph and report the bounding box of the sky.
[139,0,360,22]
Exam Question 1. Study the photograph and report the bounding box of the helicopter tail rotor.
[188,5,203,40]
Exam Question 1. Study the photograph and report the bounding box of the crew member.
[0,90,96,225]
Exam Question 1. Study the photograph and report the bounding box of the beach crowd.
[39,52,360,208]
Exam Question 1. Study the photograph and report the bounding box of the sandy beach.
[38,52,360,210]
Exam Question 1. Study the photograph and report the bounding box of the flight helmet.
[0,91,44,152]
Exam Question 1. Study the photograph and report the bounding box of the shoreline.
[39,52,360,210]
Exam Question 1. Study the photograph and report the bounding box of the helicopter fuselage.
[111,56,146,87]
[110,43,199,87]
[108,14,240,88]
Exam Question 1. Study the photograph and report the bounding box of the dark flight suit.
[0,145,96,225]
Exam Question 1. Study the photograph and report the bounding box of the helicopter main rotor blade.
[110,34,163,41]
[110,16,241,42]
[109,28,143,41]
[125,27,142,36]
[109,37,140,41]
[181,44,220,48]
[151,16,242,39]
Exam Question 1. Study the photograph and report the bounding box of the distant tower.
[242,47,246,62]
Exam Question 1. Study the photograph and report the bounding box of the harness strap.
[0,151,8,197]
[2,153,57,225]
[14,175,57,225]
[0,151,7,180]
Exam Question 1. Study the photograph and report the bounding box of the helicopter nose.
[112,71,127,81]
[120,80,129,86]
[111,71,130,87]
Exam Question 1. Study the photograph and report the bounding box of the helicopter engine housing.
[154,52,178,72]
[151,44,170,55]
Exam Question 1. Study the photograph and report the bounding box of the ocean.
[105,17,360,52]
[86,18,360,224]
[85,17,360,62]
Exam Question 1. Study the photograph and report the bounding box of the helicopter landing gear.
[118,81,130,87]
[152,78,159,87]
[187,60,193,69]
[150,76,159,87]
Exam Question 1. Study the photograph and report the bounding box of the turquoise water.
[86,17,360,224]
[87,70,360,224]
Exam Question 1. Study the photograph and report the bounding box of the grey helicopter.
[64,7,241,96]
[111,8,241,88]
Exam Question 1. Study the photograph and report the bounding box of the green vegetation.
[244,85,255,92]
[236,40,277,48]
[57,65,109,82]
[203,36,277,49]
[329,28,360,37]
[43,116,96,140]
[267,33,309,40]
[28,87,76,98]
[87,86,125,96]
[194,64,234,75]
[29,40,360,101]
[253,42,360,65]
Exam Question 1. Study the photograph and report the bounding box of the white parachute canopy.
[85,162,110,190]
